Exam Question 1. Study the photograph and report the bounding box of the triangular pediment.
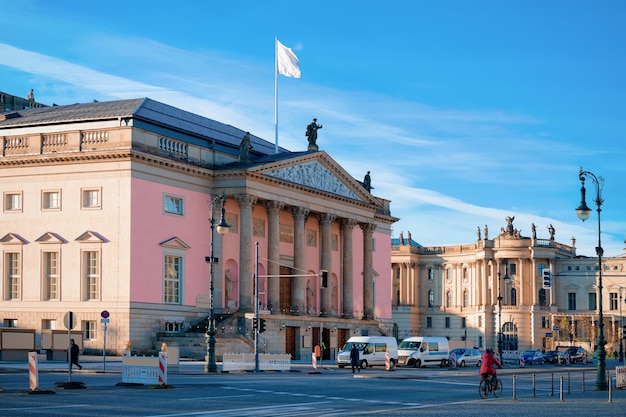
[159,237,190,250]
[0,233,29,244]
[36,232,68,244]
[256,152,375,203]
[75,231,108,243]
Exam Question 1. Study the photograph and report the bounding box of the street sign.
[553,325,561,331]
[101,310,110,319]
[101,318,110,324]
[63,311,76,330]
[244,313,255,319]
[546,332,553,337]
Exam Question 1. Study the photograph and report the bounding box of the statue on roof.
[531,223,537,239]
[363,171,373,192]
[484,225,489,240]
[548,224,555,240]
[399,231,404,245]
[238,132,252,164]
[407,231,412,246]
[306,118,322,151]
[477,226,481,241]
[27,89,35,102]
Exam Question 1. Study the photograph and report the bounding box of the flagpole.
[274,37,279,154]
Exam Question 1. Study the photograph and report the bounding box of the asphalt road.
[1,358,624,416]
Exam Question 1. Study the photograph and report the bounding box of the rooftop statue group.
[478,217,556,241]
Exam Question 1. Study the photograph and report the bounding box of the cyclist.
[479,348,502,383]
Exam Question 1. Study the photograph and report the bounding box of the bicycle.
[479,374,503,399]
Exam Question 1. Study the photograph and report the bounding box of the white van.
[336,336,399,369]
[398,336,450,368]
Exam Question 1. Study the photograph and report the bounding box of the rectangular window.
[81,188,101,209]
[426,317,432,328]
[4,192,22,211]
[44,252,59,300]
[461,317,467,328]
[568,293,577,310]
[42,190,61,210]
[610,293,618,310]
[542,316,550,328]
[163,194,184,215]
[84,320,96,340]
[428,268,434,280]
[445,317,450,328]
[6,252,21,299]
[509,263,517,275]
[588,292,597,310]
[42,319,56,330]
[84,251,100,300]
[3,319,17,328]
[164,255,182,304]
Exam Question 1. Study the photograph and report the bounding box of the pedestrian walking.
[350,344,360,373]
[70,339,82,370]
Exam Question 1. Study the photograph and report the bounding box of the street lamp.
[576,167,607,390]
[205,192,230,373]
[497,260,511,360]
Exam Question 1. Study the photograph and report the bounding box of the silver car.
[449,348,482,367]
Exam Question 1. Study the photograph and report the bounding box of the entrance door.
[285,326,296,359]
[279,266,292,313]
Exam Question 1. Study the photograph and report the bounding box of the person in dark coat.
[70,339,82,370]
[350,344,360,373]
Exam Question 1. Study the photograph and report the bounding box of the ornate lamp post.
[205,192,230,373]
[576,167,607,390]
[497,259,511,360]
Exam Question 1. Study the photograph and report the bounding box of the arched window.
[502,322,518,351]
[463,289,469,308]
[428,290,435,308]
[511,288,517,306]
[446,290,452,308]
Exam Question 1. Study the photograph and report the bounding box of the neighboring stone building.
[392,219,626,354]
[1,90,46,113]
[0,97,397,360]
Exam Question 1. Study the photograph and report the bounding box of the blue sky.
[2,1,625,257]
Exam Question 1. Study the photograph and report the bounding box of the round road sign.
[101,310,110,319]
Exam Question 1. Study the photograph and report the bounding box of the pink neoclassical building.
[0,94,396,360]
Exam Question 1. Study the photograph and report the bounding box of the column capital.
[341,218,358,230]
[265,200,284,214]
[291,206,310,220]
[234,194,257,208]
[360,223,377,234]
[319,213,336,225]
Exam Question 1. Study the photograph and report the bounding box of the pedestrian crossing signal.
[259,318,266,333]
[542,269,552,289]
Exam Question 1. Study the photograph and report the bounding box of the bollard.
[560,376,564,402]
[567,372,571,395]
[385,349,390,371]
[582,372,585,393]
[532,373,536,398]
[28,351,39,391]
[312,352,317,372]
[512,375,517,400]
[608,377,612,403]
[551,373,554,397]
[158,351,168,385]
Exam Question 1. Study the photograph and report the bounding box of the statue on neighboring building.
[399,231,404,245]
[27,89,35,102]
[238,132,252,164]
[531,223,537,239]
[484,225,489,240]
[305,118,322,151]
[505,216,515,235]
[407,231,412,246]
[477,226,481,241]
[548,224,555,240]
[363,171,373,192]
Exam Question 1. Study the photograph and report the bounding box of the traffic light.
[321,270,328,288]
[542,269,552,289]
[252,318,258,330]
[259,318,266,333]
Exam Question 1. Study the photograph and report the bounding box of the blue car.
[523,349,544,365]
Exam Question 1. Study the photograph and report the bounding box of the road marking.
[0,405,90,412]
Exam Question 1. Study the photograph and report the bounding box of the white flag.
[277,39,301,78]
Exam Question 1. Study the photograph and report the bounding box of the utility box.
[41,330,83,361]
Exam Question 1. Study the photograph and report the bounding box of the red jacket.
[480,352,502,376]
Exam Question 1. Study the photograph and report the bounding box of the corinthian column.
[266,200,283,313]
[320,213,336,316]
[291,206,309,314]
[361,223,376,318]
[341,219,357,317]
[235,194,256,310]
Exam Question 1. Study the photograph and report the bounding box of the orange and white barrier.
[311,352,317,371]
[29,351,39,391]
[158,351,168,385]
[616,366,626,388]
[450,352,457,368]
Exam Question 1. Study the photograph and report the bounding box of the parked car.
[449,348,482,367]
[565,347,587,363]
[543,350,567,364]
[523,349,544,365]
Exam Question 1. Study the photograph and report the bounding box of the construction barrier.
[29,351,39,390]
[122,353,168,384]
[312,352,317,371]
[222,353,292,372]
[616,366,626,388]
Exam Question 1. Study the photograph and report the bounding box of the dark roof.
[0,98,288,156]
[391,237,421,247]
